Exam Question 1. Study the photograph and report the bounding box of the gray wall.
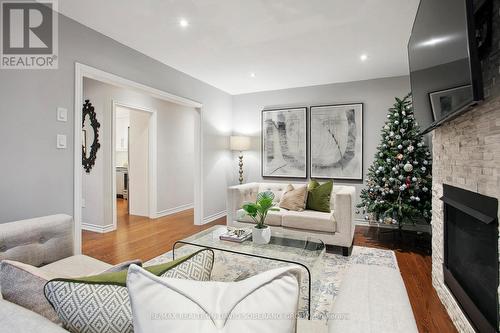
[0,14,232,223]
[231,76,411,219]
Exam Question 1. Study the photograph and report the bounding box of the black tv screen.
[408,0,484,133]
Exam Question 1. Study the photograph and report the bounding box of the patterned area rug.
[145,245,398,320]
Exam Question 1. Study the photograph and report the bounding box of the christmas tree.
[358,94,432,226]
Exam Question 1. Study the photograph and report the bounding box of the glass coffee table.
[172,225,326,319]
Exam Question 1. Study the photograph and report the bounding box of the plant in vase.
[242,191,279,244]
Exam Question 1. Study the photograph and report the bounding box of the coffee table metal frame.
[172,231,325,320]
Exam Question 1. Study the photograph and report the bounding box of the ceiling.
[59,0,420,95]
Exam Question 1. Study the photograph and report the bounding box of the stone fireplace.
[432,95,500,332]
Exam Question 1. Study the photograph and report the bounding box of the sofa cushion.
[40,254,112,277]
[282,210,336,233]
[0,299,68,333]
[236,208,286,226]
[127,265,301,333]
[44,249,214,333]
[279,184,308,211]
[0,260,64,323]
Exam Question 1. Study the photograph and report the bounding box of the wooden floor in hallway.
[83,202,456,332]
[82,198,225,264]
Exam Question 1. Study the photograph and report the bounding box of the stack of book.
[219,228,252,243]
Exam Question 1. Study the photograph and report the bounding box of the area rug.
[145,244,399,320]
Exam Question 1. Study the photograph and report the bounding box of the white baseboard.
[156,203,194,218]
[202,210,227,224]
[81,222,115,233]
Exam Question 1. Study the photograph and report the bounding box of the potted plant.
[242,191,278,244]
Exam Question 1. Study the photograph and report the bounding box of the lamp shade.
[230,136,251,151]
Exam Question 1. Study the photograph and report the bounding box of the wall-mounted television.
[408,0,488,133]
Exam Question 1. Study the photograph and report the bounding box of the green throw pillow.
[306,180,333,212]
[44,249,214,333]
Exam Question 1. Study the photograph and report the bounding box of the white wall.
[128,108,150,217]
[231,76,411,220]
[82,78,196,228]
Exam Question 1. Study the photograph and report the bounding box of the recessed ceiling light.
[250,72,256,78]
[360,54,368,61]
[179,18,189,28]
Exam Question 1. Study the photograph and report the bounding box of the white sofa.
[227,182,356,255]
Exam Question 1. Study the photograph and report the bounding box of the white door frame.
[74,63,203,254]
[112,102,157,231]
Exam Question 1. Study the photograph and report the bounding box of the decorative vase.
[252,225,271,244]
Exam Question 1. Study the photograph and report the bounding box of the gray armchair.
[0,214,112,332]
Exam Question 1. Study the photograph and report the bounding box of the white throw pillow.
[127,265,301,333]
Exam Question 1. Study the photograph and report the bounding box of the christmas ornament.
[423,160,428,165]
[413,161,419,165]
[398,175,404,180]
[397,144,403,149]
[389,131,394,137]
[386,158,391,163]
[394,120,399,125]
[407,145,414,152]
[400,128,405,133]
[421,166,426,172]
[395,135,401,139]
[412,176,417,182]
[422,187,428,192]
[415,197,421,202]
[397,153,403,160]
[403,163,413,172]
[378,166,384,171]
[399,185,406,191]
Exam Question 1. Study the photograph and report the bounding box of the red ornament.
[406,176,411,187]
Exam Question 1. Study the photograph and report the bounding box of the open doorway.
[75,63,204,259]
[112,104,156,230]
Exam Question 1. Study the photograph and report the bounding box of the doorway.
[74,63,204,255]
[112,103,157,231]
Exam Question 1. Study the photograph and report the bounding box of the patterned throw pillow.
[44,249,214,333]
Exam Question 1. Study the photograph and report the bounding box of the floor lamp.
[230,136,251,184]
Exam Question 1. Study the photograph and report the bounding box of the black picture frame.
[261,107,307,179]
[309,103,364,181]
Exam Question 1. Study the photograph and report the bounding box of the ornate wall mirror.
[82,99,101,173]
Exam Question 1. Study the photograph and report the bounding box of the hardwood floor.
[83,202,456,332]
[82,199,225,264]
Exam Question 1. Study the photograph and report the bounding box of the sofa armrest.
[226,183,260,225]
[0,214,74,267]
[332,186,356,247]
